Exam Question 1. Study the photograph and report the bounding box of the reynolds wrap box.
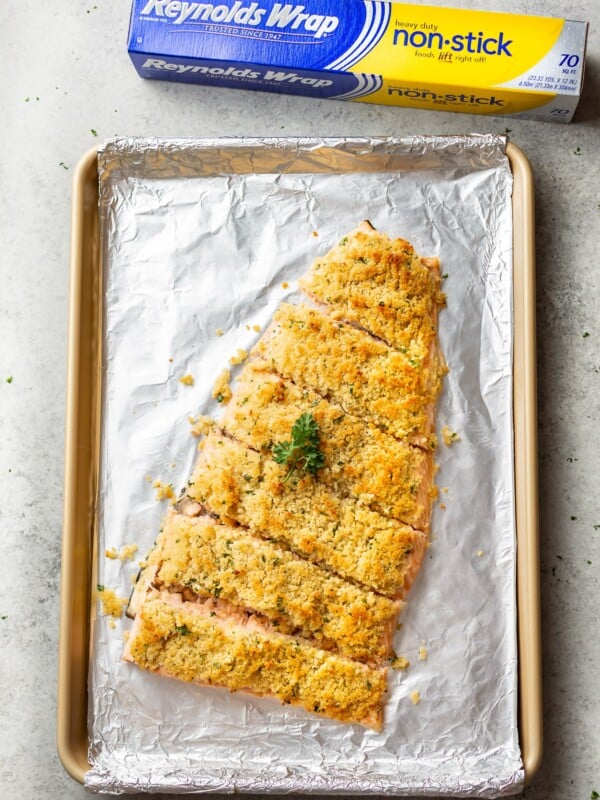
[127,1,588,122]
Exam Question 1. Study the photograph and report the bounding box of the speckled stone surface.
[1,0,598,797]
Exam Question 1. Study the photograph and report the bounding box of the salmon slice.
[253,303,445,449]
[124,589,387,729]
[219,359,435,530]
[141,510,401,663]
[187,432,428,598]
[299,221,445,353]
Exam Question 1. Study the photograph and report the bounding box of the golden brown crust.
[124,590,387,729]
[187,432,427,598]
[299,224,445,352]
[150,511,401,662]
[220,360,435,529]
[254,303,445,448]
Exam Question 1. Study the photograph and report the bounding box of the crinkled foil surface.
[87,136,523,796]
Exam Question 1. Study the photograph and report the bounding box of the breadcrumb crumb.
[229,348,248,366]
[153,480,175,501]
[442,425,460,446]
[418,645,428,661]
[252,324,261,332]
[477,550,484,557]
[188,414,214,437]
[97,587,128,619]
[215,328,224,337]
[179,374,194,386]
[281,281,289,289]
[410,690,421,704]
[212,369,232,404]
[118,543,138,562]
[105,547,118,559]
[390,655,410,670]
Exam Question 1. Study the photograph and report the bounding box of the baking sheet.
[85,136,523,795]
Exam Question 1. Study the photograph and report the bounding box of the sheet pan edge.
[58,138,542,790]
[57,146,100,784]
[506,142,543,785]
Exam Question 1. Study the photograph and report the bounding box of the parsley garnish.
[272,412,325,484]
[175,624,190,635]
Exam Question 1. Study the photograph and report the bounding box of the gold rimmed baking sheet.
[58,139,541,789]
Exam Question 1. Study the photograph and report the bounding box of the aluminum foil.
[86,136,523,796]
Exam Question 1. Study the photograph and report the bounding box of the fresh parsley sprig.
[272,412,325,484]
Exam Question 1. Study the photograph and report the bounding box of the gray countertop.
[1,1,598,797]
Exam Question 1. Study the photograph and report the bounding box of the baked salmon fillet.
[140,510,402,662]
[124,589,387,729]
[122,223,445,729]
[299,221,445,353]
[253,303,445,449]
[187,432,427,598]
[219,360,435,530]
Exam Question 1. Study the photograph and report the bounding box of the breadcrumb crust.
[150,511,401,662]
[124,591,387,728]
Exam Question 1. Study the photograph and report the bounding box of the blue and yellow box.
[128,1,588,122]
